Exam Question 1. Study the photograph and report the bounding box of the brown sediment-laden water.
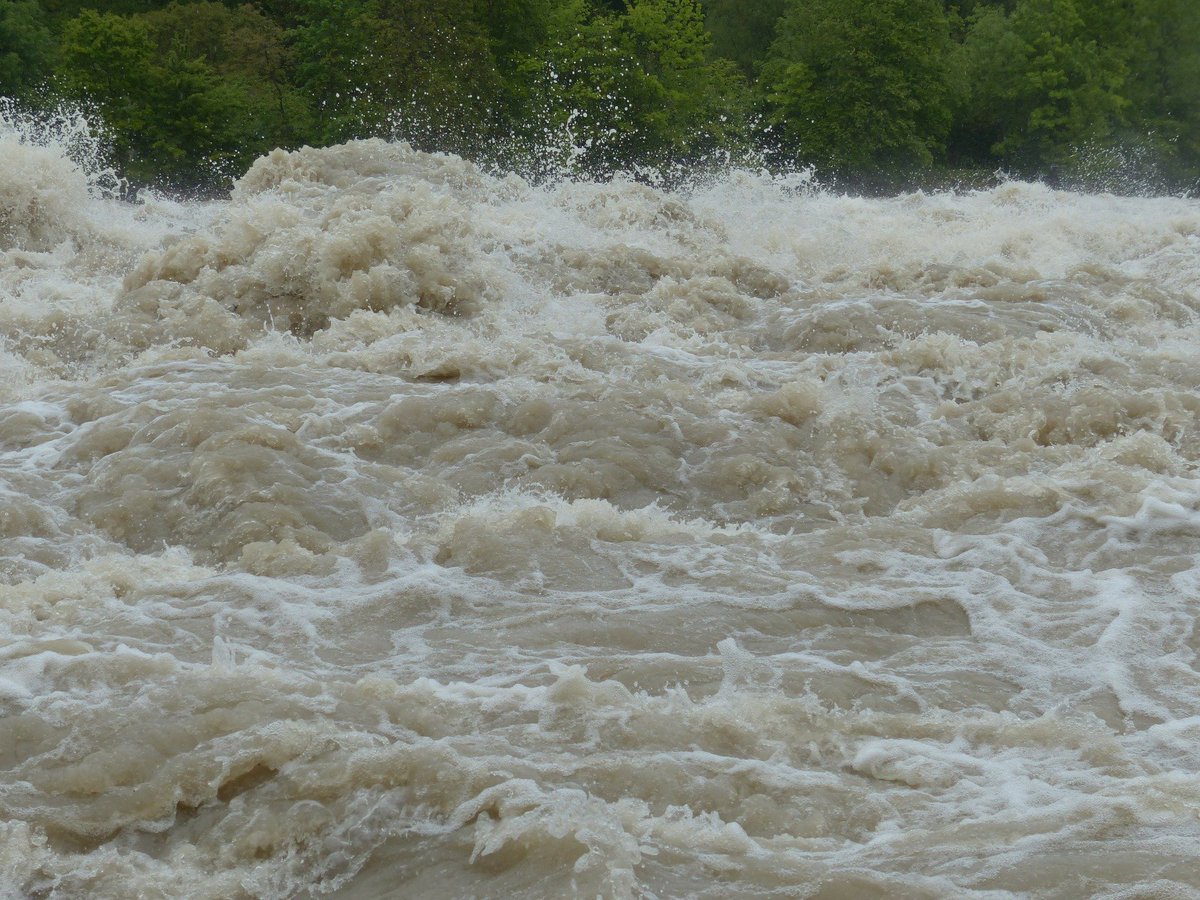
[3,121,1200,898]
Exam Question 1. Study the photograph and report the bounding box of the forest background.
[1,0,1197,193]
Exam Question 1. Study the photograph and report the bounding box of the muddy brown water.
[3,129,1200,898]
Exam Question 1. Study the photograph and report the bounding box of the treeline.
[2,0,1198,191]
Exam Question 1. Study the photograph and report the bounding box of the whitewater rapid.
[2,125,1200,898]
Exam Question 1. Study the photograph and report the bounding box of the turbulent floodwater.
[2,123,1200,900]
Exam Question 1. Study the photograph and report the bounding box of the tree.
[20,0,1200,189]
[474,0,557,65]
[759,0,960,176]
[140,2,312,152]
[289,0,503,152]
[701,0,785,76]
[1114,0,1200,180]
[41,0,175,18]
[57,9,255,186]
[0,0,53,98]
[1153,0,1200,173]
[516,0,749,175]
[958,0,1127,166]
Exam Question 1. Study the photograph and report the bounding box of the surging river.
[2,125,1200,899]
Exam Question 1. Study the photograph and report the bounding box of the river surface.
[3,121,1200,898]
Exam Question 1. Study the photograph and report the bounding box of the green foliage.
[290,0,502,151]
[701,0,785,76]
[41,0,176,19]
[57,8,262,186]
[760,0,960,175]
[57,11,155,129]
[960,0,1128,165]
[1114,0,1200,177]
[475,0,557,64]
[0,0,54,97]
[141,2,311,150]
[7,0,1199,190]
[1158,5,1200,171]
[517,0,749,174]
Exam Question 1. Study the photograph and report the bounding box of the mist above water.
[2,113,1200,898]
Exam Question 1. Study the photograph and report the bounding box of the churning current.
[2,125,1200,899]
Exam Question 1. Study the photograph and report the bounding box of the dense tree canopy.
[58,8,258,183]
[515,0,745,174]
[291,0,502,150]
[1,0,1196,191]
[0,0,53,96]
[759,0,959,175]
[700,0,784,75]
[961,0,1127,164]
